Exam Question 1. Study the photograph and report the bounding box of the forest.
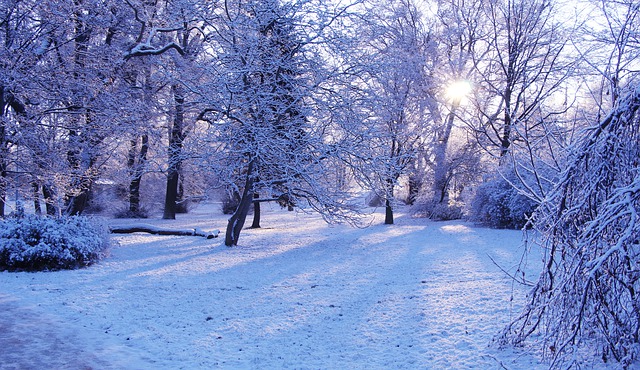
[0,0,639,368]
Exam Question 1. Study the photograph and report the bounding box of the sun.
[445,80,473,104]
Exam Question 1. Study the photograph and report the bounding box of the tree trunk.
[432,108,457,206]
[128,135,149,214]
[0,165,5,219]
[32,182,42,215]
[500,51,515,158]
[500,105,512,157]
[63,3,95,217]
[251,193,261,228]
[384,198,394,225]
[225,160,256,246]
[175,176,188,213]
[163,170,180,220]
[65,191,91,216]
[163,84,185,220]
[129,178,142,214]
[42,184,57,216]
[64,124,97,216]
[0,87,7,218]
[384,177,394,225]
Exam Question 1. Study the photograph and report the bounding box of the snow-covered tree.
[124,0,211,219]
[198,0,364,246]
[421,0,486,219]
[0,0,44,217]
[0,0,131,216]
[500,0,640,365]
[501,83,640,368]
[347,0,431,224]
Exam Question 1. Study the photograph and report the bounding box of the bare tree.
[348,0,431,224]
[423,0,487,217]
[471,0,570,159]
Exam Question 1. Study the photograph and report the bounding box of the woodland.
[0,0,639,367]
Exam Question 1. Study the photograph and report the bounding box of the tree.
[470,0,570,159]
[198,0,364,246]
[124,0,210,220]
[501,84,640,368]
[349,0,431,224]
[424,0,486,218]
[0,0,131,216]
[0,0,41,217]
[500,2,640,366]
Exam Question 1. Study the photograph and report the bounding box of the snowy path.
[0,206,546,369]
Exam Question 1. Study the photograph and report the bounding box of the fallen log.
[110,224,219,239]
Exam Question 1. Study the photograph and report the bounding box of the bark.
[383,137,401,225]
[0,87,7,218]
[0,131,6,219]
[432,108,457,205]
[385,198,394,225]
[251,192,261,228]
[175,176,188,213]
[163,84,185,220]
[32,182,42,215]
[406,174,421,206]
[225,160,256,246]
[65,190,91,216]
[128,135,149,214]
[163,170,180,219]
[384,175,395,225]
[64,125,98,216]
[500,88,513,157]
[64,4,96,216]
[42,183,57,216]
[0,165,5,218]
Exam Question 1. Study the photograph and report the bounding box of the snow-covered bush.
[221,191,240,215]
[114,207,150,219]
[500,87,640,368]
[0,215,110,271]
[411,200,464,221]
[470,169,538,229]
[430,201,464,221]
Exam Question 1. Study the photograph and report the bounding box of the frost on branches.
[500,86,640,367]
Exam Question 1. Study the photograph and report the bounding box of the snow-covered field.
[0,203,557,369]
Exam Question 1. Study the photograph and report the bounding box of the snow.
[0,203,552,369]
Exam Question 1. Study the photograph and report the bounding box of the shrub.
[114,207,150,219]
[0,215,110,272]
[411,200,464,221]
[470,170,538,229]
[222,191,240,214]
[428,201,464,221]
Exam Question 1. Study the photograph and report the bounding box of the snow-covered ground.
[0,203,566,369]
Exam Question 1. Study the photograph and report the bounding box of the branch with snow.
[499,85,640,368]
[124,27,185,59]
